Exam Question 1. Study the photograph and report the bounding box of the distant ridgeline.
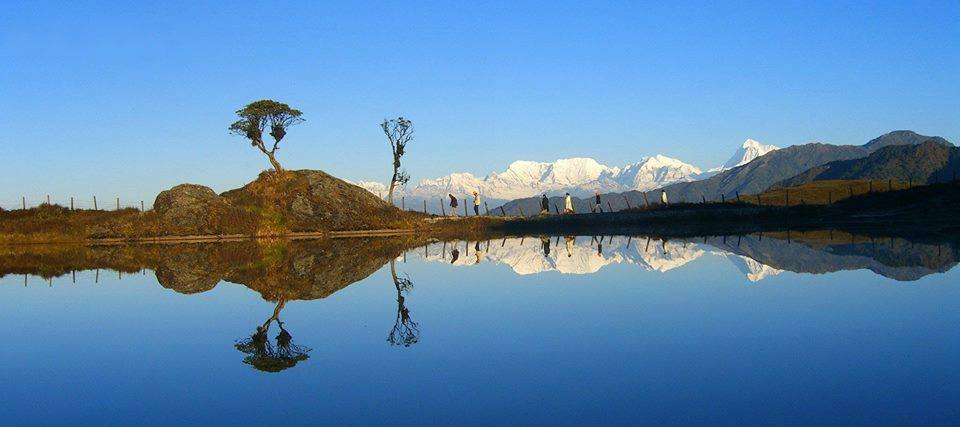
[496,130,955,216]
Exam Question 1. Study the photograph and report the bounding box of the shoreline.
[3,182,957,246]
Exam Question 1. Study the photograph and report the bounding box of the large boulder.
[222,170,416,232]
[154,184,237,235]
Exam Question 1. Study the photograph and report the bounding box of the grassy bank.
[488,182,960,238]
[0,204,160,244]
[3,181,957,245]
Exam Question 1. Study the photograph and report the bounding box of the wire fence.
[0,268,154,286]
[0,195,151,211]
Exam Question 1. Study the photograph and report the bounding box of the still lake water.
[1,233,958,424]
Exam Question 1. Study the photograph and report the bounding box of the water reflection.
[1,231,957,374]
[416,232,959,282]
[388,259,419,347]
[2,232,957,289]
[0,238,425,372]
[2,232,958,422]
[235,299,311,372]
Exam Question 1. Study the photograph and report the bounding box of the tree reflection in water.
[387,259,420,347]
[235,299,311,372]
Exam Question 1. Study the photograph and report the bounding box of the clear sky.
[2,0,958,207]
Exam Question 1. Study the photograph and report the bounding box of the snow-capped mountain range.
[356,139,778,202]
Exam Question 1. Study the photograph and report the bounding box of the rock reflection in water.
[0,237,426,371]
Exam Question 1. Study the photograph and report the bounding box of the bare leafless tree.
[387,259,419,347]
[380,117,414,204]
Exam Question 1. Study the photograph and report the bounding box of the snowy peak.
[347,180,388,196]
[720,139,779,170]
[354,138,777,202]
[614,155,703,191]
[541,158,611,185]
[399,156,700,201]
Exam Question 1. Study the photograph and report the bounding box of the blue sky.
[1,0,958,207]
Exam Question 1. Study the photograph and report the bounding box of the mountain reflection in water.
[416,232,959,282]
[2,232,956,289]
[1,231,957,373]
[2,232,958,423]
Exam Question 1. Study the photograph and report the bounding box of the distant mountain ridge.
[862,130,951,151]
[657,143,870,203]
[497,130,951,215]
[635,130,951,204]
[775,140,958,188]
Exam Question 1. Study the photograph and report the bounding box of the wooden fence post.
[116,197,120,211]
[401,196,405,210]
[464,202,468,216]
[721,194,725,203]
[607,201,613,212]
[70,197,74,211]
[440,198,446,216]
[22,196,26,210]
[93,196,98,210]
[141,201,145,212]
[423,200,427,214]
[554,204,560,215]
[46,195,50,205]
[736,191,741,203]
[500,206,506,216]
[484,201,490,215]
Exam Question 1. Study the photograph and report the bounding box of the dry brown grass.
[739,179,914,206]
[0,204,159,244]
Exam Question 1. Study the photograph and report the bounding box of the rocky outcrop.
[148,170,416,236]
[154,184,245,235]
[222,169,415,232]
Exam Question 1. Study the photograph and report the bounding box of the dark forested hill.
[776,141,959,188]
[862,129,952,151]
[657,143,869,203]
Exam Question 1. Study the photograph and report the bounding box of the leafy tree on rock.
[229,100,304,172]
